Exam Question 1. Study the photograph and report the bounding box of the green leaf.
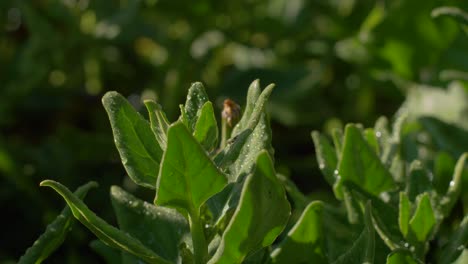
[110,185,190,263]
[433,152,456,195]
[102,91,163,189]
[439,153,467,216]
[231,79,261,134]
[194,102,218,151]
[144,100,170,150]
[406,160,432,202]
[216,83,275,182]
[270,201,327,264]
[335,124,396,199]
[332,128,344,155]
[409,193,436,242]
[18,182,97,264]
[347,183,403,250]
[311,131,338,186]
[209,151,290,264]
[40,180,170,264]
[386,250,421,264]
[231,83,274,137]
[229,112,273,182]
[438,215,468,264]
[399,192,411,238]
[184,82,209,132]
[155,122,227,213]
[332,202,375,264]
[364,128,379,155]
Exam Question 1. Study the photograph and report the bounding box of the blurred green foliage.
[1,0,467,262]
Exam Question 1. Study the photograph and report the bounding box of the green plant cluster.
[2,1,468,263]
[19,78,467,263]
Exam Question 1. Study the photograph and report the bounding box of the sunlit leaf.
[144,100,170,150]
[386,249,421,264]
[40,180,170,264]
[18,182,97,264]
[209,151,290,264]
[335,124,396,199]
[409,193,436,242]
[270,201,327,264]
[155,122,227,214]
[183,82,209,132]
[102,91,163,189]
[194,102,218,151]
[439,153,467,217]
[311,131,338,186]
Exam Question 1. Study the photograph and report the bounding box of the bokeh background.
[1,0,467,263]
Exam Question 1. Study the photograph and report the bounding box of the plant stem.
[189,209,208,264]
[220,116,232,149]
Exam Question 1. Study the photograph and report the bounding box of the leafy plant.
[28,80,291,263]
[309,114,467,263]
[22,78,467,264]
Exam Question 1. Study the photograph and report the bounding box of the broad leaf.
[409,193,436,243]
[311,131,338,186]
[209,151,290,264]
[386,250,421,264]
[332,202,375,264]
[194,102,218,151]
[155,122,227,214]
[270,201,327,264]
[110,186,190,263]
[18,182,97,264]
[183,82,209,132]
[144,100,170,150]
[102,91,163,189]
[40,180,170,264]
[335,124,396,199]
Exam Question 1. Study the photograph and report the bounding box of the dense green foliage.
[1,0,468,263]
[31,80,467,263]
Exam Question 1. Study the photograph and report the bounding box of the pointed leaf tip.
[102,91,164,189]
